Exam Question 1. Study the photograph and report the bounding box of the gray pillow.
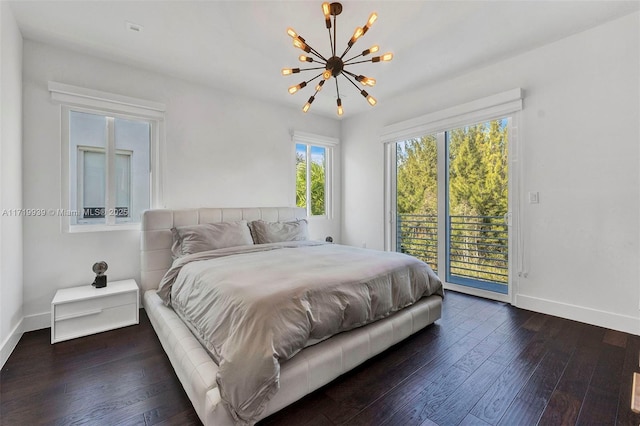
[249,219,309,244]
[171,220,253,258]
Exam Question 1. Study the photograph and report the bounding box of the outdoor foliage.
[296,150,326,216]
[396,120,509,284]
[397,120,508,217]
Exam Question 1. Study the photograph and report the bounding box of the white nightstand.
[51,279,139,344]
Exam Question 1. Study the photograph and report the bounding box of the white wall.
[21,40,340,328]
[0,2,24,367]
[342,12,640,335]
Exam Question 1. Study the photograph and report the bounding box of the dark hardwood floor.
[2,291,639,425]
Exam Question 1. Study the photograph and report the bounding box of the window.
[70,111,149,226]
[296,143,327,216]
[50,82,164,231]
[292,131,337,218]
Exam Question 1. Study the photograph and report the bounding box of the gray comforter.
[157,241,443,424]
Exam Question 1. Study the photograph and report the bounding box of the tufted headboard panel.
[140,207,307,291]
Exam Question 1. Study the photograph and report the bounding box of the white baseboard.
[23,311,50,333]
[516,294,640,336]
[1,318,23,369]
[1,312,50,369]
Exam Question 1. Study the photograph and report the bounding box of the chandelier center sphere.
[326,56,344,77]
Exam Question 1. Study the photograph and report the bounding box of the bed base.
[143,290,441,425]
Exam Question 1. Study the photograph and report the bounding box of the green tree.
[448,121,508,217]
[296,152,326,215]
[396,135,438,214]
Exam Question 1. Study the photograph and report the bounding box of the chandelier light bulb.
[322,69,333,80]
[303,95,315,113]
[361,90,377,106]
[299,55,313,63]
[287,28,298,39]
[362,45,379,56]
[282,68,300,76]
[288,81,307,94]
[372,52,393,63]
[293,38,311,53]
[366,12,378,29]
[359,76,376,86]
[315,80,325,92]
[349,27,364,46]
[337,98,343,116]
[322,2,332,28]
[322,2,331,18]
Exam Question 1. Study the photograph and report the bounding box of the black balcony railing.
[397,214,438,272]
[397,214,508,286]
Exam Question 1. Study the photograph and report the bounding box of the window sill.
[306,215,328,220]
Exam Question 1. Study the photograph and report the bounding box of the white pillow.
[249,219,309,244]
[171,220,253,258]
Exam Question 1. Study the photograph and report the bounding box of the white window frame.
[50,82,165,233]
[382,88,523,304]
[292,131,338,219]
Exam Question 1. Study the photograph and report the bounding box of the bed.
[140,207,443,425]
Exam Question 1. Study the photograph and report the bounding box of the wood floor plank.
[496,346,573,426]
[460,413,492,426]
[469,334,548,424]
[428,360,506,425]
[603,329,628,348]
[341,374,431,426]
[576,343,626,425]
[537,324,601,425]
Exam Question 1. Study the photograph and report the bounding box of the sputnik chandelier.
[282,2,393,116]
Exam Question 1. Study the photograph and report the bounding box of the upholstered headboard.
[140,207,307,291]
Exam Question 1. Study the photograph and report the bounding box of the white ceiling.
[9,0,640,119]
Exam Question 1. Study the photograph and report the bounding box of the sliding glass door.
[393,118,512,298]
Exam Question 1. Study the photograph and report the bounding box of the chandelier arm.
[340,41,360,59]
[306,45,328,62]
[292,66,331,72]
[342,58,374,66]
[339,44,354,60]
[327,28,334,57]
[341,69,362,80]
[342,69,355,77]
[333,13,337,58]
[343,53,364,64]
[342,72,364,92]
[305,73,325,84]
[334,76,341,98]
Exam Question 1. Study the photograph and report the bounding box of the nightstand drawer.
[51,279,139,343]
[54,291,137,320]
[53,303,137,343]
